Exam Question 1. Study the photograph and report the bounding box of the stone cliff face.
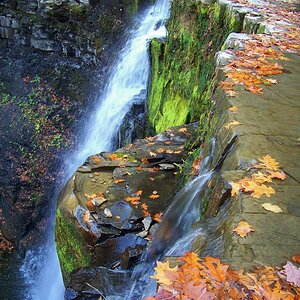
[0,0,151,265]
[0,0,147,64]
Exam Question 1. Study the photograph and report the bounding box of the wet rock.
[55,123,197,284]
[94,233,147,268]
[120,244,146,270]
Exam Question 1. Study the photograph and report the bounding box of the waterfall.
[20,1,171,299]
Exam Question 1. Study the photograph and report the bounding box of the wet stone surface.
[55,123,197,291]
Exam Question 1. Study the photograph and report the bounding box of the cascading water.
[20,1,171,300]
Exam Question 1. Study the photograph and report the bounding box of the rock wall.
[0,0,149,64]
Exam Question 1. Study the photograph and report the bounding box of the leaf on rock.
[229,106,239,112]
[226,90,237,97]
[262,203,283,213]
[233,221,255,238]
[251,184,275,198]
[114,179,125,184]
[153,212,163,222]
[125,196,141,204]
[253,155,280,171]
[229,181,242,196]
[224,120,242,129]
[267,170,286,180]
[246,85,263,94]
[179,127,188,133]
[149,194,160,199]
[282,261,300,287]
[292,255,300,264]
[151,261,178,286]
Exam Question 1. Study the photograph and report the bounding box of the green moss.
[147,0,243,135]
[55,209,92,283]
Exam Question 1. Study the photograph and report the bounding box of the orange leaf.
[136,190,143,196]
[107,153,119,160]
[149,194,160,199]
[125,196,141,204]
[233,221,255,238]
[246,85,263,94]
[114,179,125,184]
[153,212,163,222]
[292,255,300,264]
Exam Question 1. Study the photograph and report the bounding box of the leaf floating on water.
[262,203,282,213]
[224,120,241,129]
[233,221,255,238]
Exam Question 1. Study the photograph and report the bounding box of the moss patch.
[55,209,92,283]
[147,0,244,134]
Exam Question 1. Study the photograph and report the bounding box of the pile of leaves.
[148,252,300,300]
[220,0,300,97]
[229,155,285,199]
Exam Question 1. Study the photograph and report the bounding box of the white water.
[21,1,171,299]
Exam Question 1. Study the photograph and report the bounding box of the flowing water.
[19,1,171,299]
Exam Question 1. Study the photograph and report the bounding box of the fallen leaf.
[267,170,286,180]
[282,261,300,287]
[125,196,141,204]
[151,261,178,286]
[107,153,119,160]
[246,85,263,94]
[251,184,275,198]
[142,158,149,164]
[104,208,113,218]
[262,203,283,213]
[149,194,160,199]
[233,221,255,238]
[141,203,149,211]
[226,90,237,97]
[136,190,143,196]
[253,155,280,171]
[228,106,239,112]
[114,179,125,184]
[229,181,241,196]
[224,120,242,129]
[179,127,188,133]
[90,156,101,163]
[292,255,300,264]
[153,212,163,222]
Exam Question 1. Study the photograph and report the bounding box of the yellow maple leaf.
[229,181,241,196]
[224,120,242,129]
[253,155,280,171]
[228,106,239,112]
[233,221,255,238]
[262,203,282,213]
[151,261,178,286]
[267,170,286,180]
[251,184,275,198]
[252,172,273,184]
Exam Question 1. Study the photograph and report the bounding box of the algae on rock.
[147,0,244,134]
